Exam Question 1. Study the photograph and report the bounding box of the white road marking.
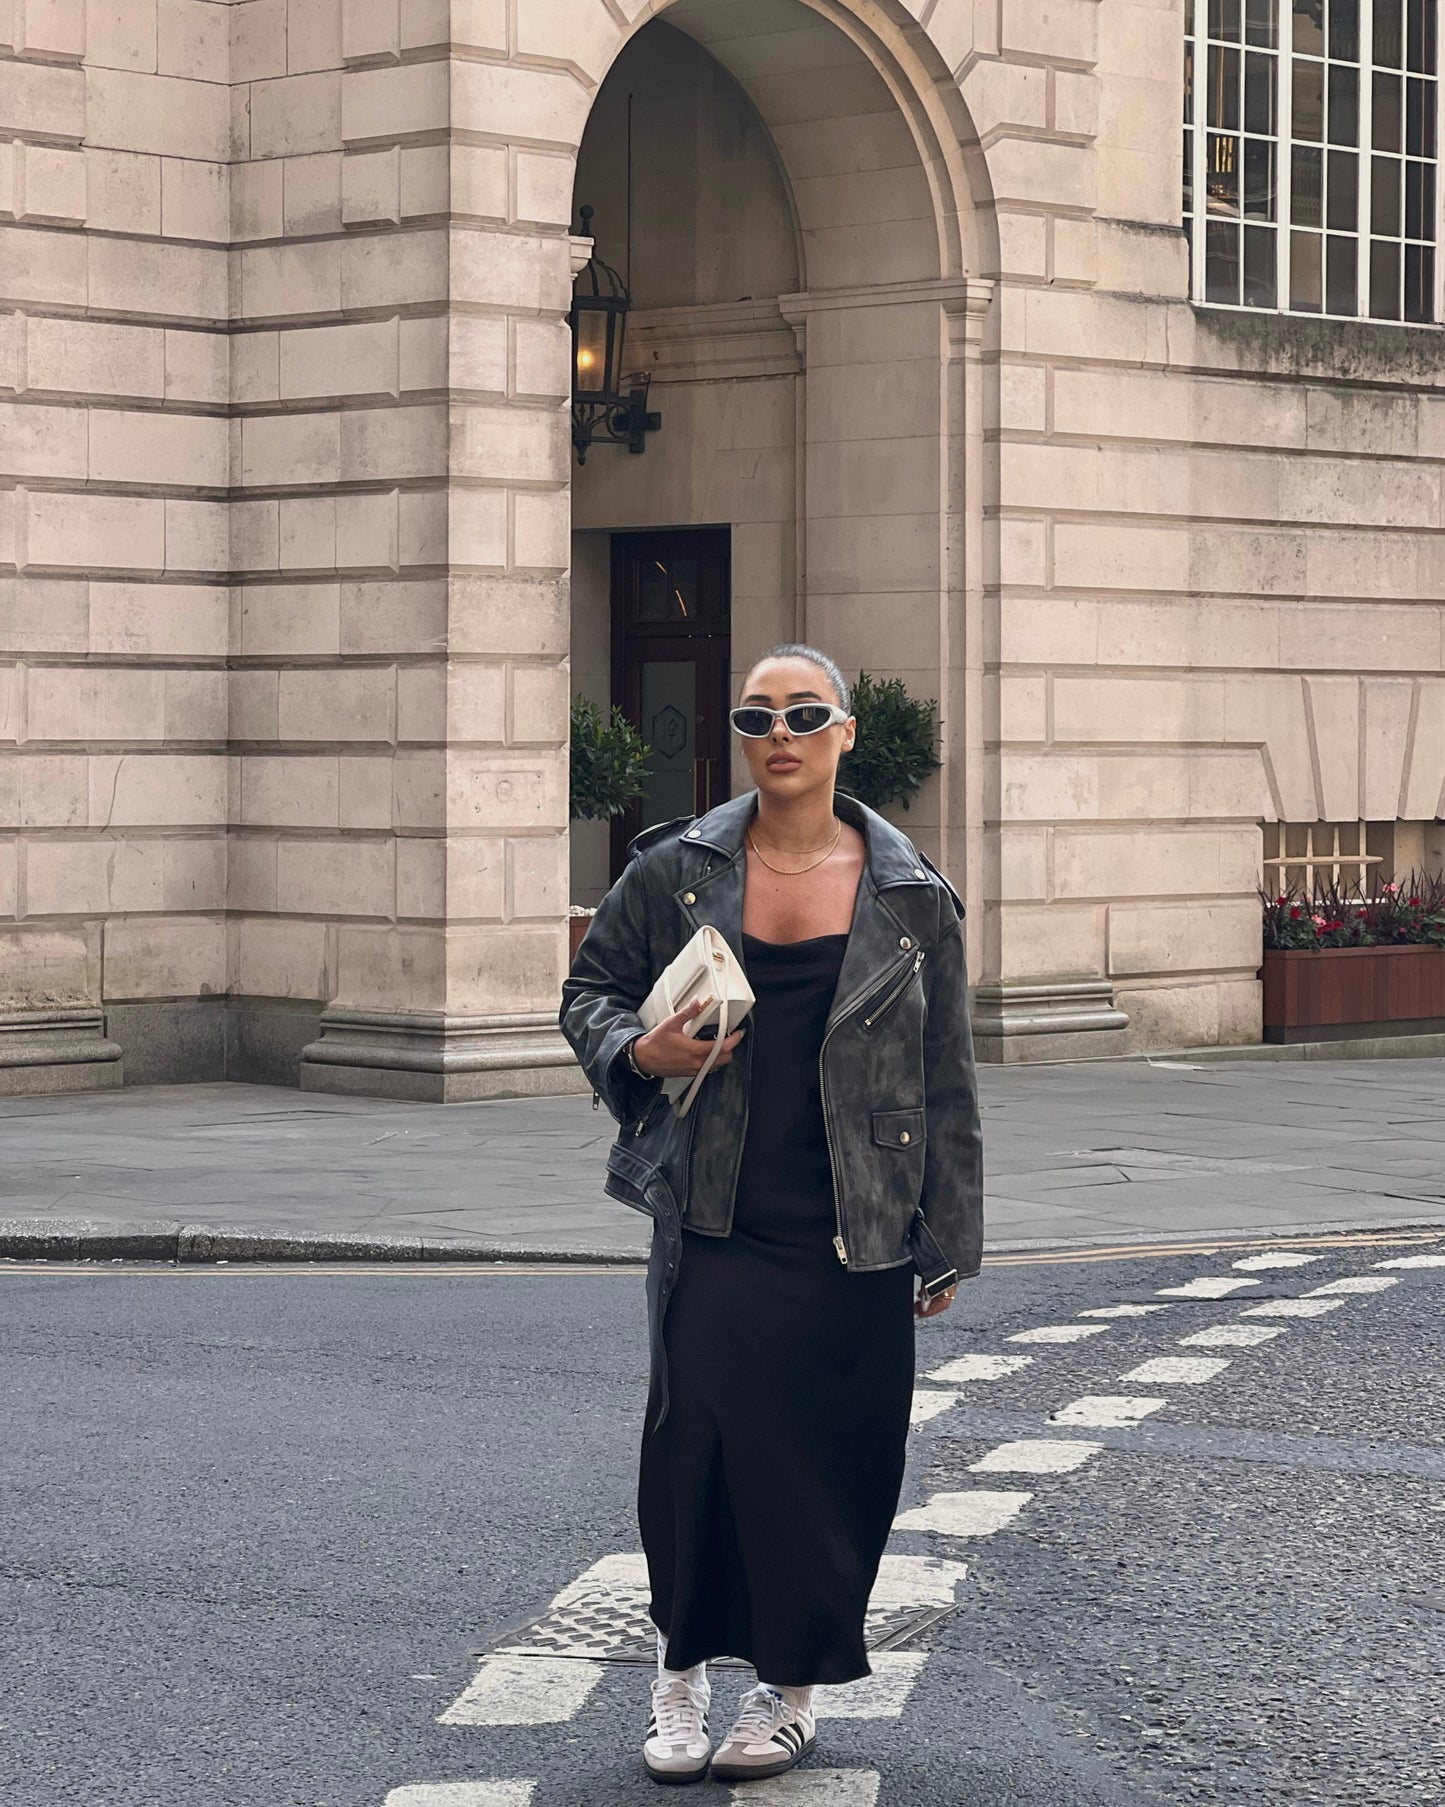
[548,1551,648,1600]
[1007,1323,1111,1344]
[869,1552,970,1608]
[814,1652,928,1719]
[893,1490,1033,1538]
[1305,1275,1399,1295]
[1178,1323,1285,1348]
[437,1655,603,1727]
[925,1353,1033,1384]
[728,1771,880,1805]
[1240,1297,1345,1318]
[1078,1304,1171,1318]
[969,1439,1102,1474]
[1156,1277,1262,1298]
[1374,1253,1445,1269]
[1232,1252,1323,1271]
[385,1785,535,1805]
[1051,1395,1167,1427]
[1120,1355,1231,1385]
[910,1388,960,1428]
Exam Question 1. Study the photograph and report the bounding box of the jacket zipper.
[862,948,924,1029]
[819,946,924,1266]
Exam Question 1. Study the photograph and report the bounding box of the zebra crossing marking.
[909,1388,960,1428]
[1240,1297,1344,1318]
[815,1652,928,1720]
[1051,1394,1167,1427]
[925,1352,1032,1384]
[383,1785,534,1806]
[727,1769,880,1804]
[1120,1355,1231,1385]
[1157,1277,1262,1299]
[1078,1303,1171,1318]
[1178,1323,1285,1347]
[1233,1252,1323,1271]
[893,1489,1032,1538]
[969,1438,1102,1474]
[1306,1275,1399,1296]
[868,1552,970,1607]
[437,1655,603,1727]
[1007,1323,1111,1344]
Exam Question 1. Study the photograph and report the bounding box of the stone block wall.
[1,0,231,1088]
[956,0,1445,1053]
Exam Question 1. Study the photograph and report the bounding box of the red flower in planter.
[1290,905,1304,920]
[1410,897,1422,907]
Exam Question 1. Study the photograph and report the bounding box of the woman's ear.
[841,718,857,754]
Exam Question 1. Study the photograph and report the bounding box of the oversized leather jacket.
[560,790,984,1424]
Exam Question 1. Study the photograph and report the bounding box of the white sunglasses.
[729,703,850,738]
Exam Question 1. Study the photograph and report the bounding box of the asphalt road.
[2,1233,1442,1807]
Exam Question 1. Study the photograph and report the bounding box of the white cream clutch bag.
[638,924,755,1117]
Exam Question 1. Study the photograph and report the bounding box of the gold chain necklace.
[747,821,842,876]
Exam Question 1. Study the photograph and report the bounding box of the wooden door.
[610,529,731,880]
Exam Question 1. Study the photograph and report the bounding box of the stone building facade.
[2,0,1443,1098]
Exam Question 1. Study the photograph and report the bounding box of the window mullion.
[1437,12,1445,322]
[1192,47,1206,300]
[1360,0,1375,316]
[1280,0,1294,310]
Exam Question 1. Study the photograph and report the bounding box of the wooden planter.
[568,911,596,967]
[1261,944,1445,1042]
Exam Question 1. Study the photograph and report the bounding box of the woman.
[561,645,983,1785]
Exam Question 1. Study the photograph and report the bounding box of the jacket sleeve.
[920,893,984,1280]
[559,856,665,1126]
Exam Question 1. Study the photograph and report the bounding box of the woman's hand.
[915,1282,957,1321]
[631,996,745,1079]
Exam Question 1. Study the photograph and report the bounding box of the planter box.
[568,911,596,966]
[1261,944,1445,1043]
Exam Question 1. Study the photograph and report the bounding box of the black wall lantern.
[569,205,660,464]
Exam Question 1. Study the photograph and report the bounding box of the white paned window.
[1184,0,1441,321]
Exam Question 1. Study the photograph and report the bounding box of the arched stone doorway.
[567,0,994,944]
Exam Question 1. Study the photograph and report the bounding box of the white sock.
[656,1629,708,1694]
[762,1681,815,1714]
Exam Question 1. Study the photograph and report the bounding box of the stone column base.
[971,980,1130,1064]
[0,1009,124,1095]
[298,1008,589,1103]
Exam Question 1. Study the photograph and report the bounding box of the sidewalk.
[2,1057,1444,1262]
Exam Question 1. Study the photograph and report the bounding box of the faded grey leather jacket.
[560,790,984,1422]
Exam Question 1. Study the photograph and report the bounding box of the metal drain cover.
[486,1581,952,1668]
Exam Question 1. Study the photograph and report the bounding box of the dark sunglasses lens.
[730,708,775,737]
[784,705,835,734]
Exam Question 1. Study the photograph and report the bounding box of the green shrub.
[838,671,941,812]
[569,696,651,822]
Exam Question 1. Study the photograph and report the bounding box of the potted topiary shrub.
[1260,872,1445,1042]
[838,671,941,812]
[568,697,650,961]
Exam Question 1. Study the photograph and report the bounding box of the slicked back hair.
[746,643,851,713]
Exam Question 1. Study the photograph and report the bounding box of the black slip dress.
[637,930,916,1687]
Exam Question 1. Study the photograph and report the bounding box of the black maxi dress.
[638,931,917,1687]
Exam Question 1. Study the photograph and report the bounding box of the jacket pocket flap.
[871,1107,925,1149]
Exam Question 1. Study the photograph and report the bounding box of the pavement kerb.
[2,1214,1442,1267]
[0,1220,648,1265]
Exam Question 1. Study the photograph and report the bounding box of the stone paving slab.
[1,1058,1443,1261]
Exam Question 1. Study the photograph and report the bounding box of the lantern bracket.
[568,204,661,465]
